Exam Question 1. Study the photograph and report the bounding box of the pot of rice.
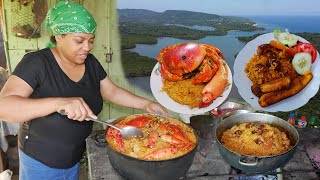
[216,112,299,173]
[105,114,198,180]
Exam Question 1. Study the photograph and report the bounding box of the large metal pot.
[216,112,299,173]
[105,115,198,180]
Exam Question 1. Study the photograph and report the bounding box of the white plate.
[234,33,320,112]
[151,62,233,114]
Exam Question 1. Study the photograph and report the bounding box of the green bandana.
[45,1,97,36]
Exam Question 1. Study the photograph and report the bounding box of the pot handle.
[238,156,259,166]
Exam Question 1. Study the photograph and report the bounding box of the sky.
[117,0,320,16]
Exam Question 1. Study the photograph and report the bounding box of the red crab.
[143,121,194,160]
[157,42,229,107]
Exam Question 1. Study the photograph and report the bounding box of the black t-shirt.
[13,48,107,168]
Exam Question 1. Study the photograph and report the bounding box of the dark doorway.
[0,4,7,69]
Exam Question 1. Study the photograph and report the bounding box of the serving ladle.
[59,110,144,139]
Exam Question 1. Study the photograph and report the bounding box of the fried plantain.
[258,72,313,107]
[251,84,264,97]
[260,77,291,93]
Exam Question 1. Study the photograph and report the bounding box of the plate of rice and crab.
[151,42,232,114]
[234,32,320,112]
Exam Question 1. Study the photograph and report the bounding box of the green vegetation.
[120,22,226,44]
[237,33,263,43]
[121,50,157,77]
[121,34,157,49]
[296,33,320,50]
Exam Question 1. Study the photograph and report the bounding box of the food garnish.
[292,52,312,75]
[273,29,298,47]
[273,29,318,63]
[294,42,317,63]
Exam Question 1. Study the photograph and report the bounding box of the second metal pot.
[216,112,299,173]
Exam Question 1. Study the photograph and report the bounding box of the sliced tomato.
[294,42,317,63]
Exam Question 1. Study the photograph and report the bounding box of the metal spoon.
[59,110,143,139]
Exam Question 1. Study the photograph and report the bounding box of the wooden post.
[0,67,8,173]
[0,67,8,90]
[0,149,6,173]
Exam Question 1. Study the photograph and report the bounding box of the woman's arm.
[100,76,167,114]
[0,75,96,122]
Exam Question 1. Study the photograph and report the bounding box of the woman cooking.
[0,1,167,179]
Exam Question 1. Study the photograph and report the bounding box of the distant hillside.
[118,9,256,27]
[118,9,161,22]
[118,9,264,49]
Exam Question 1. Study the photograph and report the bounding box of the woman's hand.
[144,101,168,115]
[56,97,97,121]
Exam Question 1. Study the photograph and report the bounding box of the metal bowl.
[210,101,255,117]
[216,112,299,173]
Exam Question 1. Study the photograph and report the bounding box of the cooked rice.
[162,79,205,108]
[106,114,197,160]
[221,122,291,156]
[245,51,298,85]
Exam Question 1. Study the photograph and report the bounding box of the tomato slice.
[294,42,317,63]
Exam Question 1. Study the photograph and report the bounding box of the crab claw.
[192,59,219,85]
[160,124,190,143]
[192,44,223,85]
[202,44,225,60]
[148,130,159,148]
[200,60,229,107]
[126,116,150,128]
[160,134,184,144]
[143,146,178,160]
